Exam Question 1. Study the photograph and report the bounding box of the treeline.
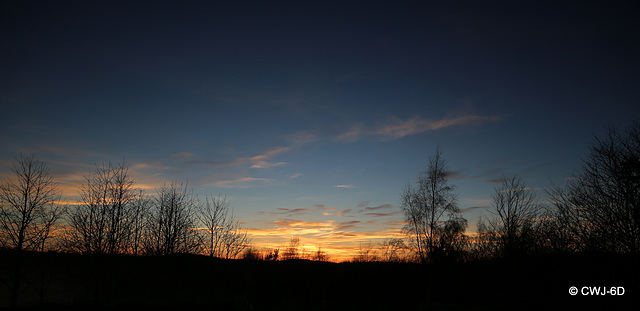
[240,120,638,264]
[1,121,639,263]
[398,121,640,263]
[0,157,249,258]
[262,121,638,264]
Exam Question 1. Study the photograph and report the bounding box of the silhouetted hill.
[1,250,637,310]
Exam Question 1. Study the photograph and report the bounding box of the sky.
[2,0,639,260]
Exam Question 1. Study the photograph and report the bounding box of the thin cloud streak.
[260,208,312,216]
[249,161,286,169]
[334,184,357,189]
[221,147,291,169]
[460,206,491,213]
[212,177,276,188]
[358,203,395,212]
[337,115,501,142]
[365,211,402,217]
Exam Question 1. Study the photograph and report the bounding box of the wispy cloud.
[337,115,501,142]
[334,184,357,189]
[283,131,318,145]
[364,211,402,217]
[484,178,509,184]
[273,219,334,229]
[249,161,286,169]
[260,208,311,216]
[212,177,276,188]
[223,147,291,169]
[289,173,302,179]
[356,202,398,217]
[246,217,407,261]
[358,203,395,212]
[336,124,367,142]
[335,220,360,230]
[316,206,338,216]
[460,206,490,213]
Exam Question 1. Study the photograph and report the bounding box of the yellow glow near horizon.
[244,218,407,262]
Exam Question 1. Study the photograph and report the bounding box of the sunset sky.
[2,1,639,260]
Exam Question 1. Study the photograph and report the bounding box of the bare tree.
[401,148,466,263]
[313,245,329,262]
[144,182,199,255]
[219,218,249,259]
[240,247,262,260]
[433,215,468,260]
[483,176,543,257]
[265,248,279,261]
[549,122,640,253]
[0,154,61,251]
[196,194,249,259]
[353,241,378,262]
[0,155,62,307]
[66,161,141,254]
[379,238,410,262]
[282,236,300,260]
[535,204,579,253]
[126,190,150,255]
[475,216,501,259]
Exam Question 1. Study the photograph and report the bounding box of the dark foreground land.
[1,250,638,310]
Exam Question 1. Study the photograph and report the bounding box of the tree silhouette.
[379,238,410,262]
[144,182,200,255]
[282,236,300,260]
[549,122,640,253]
[127,190,149,255]
[312,245,329,261]
[353,241,378,262]
[479,176,543,257]
[67,161,142,254]
[265,248,279,261]
[0,154,61,251]
[401,148,467,263]
[0,155,62,306]
[197,194,249,259]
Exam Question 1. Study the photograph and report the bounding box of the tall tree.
[549,122,640,253]
[481,176,543,257]
[0,154,61,251]
[67,160,141,254]
[197,194,249,259]
[282,236,301,260]
[401,148,466,263]
[126,190,150,255]
[144,182,199,255]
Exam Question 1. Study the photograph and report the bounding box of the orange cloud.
[246,217,407,261]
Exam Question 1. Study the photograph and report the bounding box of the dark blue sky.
[2,0,639,258]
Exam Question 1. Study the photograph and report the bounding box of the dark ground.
[1,250,638,310]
